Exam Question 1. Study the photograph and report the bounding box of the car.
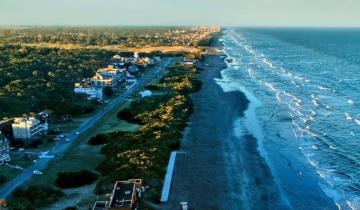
[18,148,24,152]
[64,138,70,142]
[76,131,80,135]
[33,170,43,175]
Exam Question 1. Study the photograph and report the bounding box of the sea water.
[217,28,360,210]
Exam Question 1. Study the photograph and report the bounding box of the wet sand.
[161,38,286,210]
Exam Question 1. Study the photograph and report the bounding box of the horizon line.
[1,24,360,29]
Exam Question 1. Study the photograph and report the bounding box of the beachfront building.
[12,116,48,141]
[0,131,10,165]
[93,179,142,210]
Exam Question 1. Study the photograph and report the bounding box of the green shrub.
[88,134,108,145]
[55,170,98,189]
[9,186,63,209]
[0,175,6,185]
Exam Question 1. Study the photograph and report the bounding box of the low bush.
[0,175,6,185]
[88,134,108,145]
[117,109,140,124]
[9,186,63,209]
[55,170,98,189]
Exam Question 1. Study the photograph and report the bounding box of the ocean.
[217,28,360,210]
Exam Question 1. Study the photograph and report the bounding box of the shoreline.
[219,29,339,209]
[162,33,286,209]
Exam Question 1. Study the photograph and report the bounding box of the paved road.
[0,59,170,199]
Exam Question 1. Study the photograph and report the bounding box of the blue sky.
[0,0,359,26]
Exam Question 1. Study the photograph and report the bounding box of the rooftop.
[109,180,136,208]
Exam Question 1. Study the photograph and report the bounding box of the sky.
[0,0,359,27]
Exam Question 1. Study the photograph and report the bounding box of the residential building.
[74,81,103,100]
[0,131,10,165]
[91,65,127,88]
[12,116,48,141]
[139,90,152,98]
[93,179,142,210]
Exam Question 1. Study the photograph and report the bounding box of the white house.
[12,116,48,141]
[139,90,152,98]
[0,131,10,165]
[91,65,126,88]
[74,82,103,100]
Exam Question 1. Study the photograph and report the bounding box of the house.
[12,116,48,142]
[113,55,122,60]
[0,131,10,165]
[139,90,152,98]
[93,179,143,210]
[74,81,103,100]
[92,65,127,88]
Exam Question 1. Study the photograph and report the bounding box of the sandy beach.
[161,37,286,210]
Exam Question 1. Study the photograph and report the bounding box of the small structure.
[180,202,188,210]
[0,131,10,165]
[12,116,48,142]
[93,179,142,210]
[139,90,152,98]
[113,55,122,60]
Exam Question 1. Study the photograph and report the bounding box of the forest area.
[0,26,215,118]
[0,45,113,118]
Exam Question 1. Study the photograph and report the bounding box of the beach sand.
[160,38,286,210]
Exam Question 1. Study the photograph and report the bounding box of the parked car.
[33,170,43,175]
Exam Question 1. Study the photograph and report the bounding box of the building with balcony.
[0,131,10,165]
[12,116,48,142]
[93,179,142,210]
[74,80,103,100]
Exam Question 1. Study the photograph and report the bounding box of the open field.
[13,43,203,54]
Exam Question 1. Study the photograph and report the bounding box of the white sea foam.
[354,119,360,126]
[344,113,353,120]
[247,68,255,79]
[275,92,282,103]
[312,145,318,150]
[294,76,305,80]
[347,99,354,105]
[312,99,319,107]
[262,58,276,69]
[310,110,316,116]
[330,145,337,150]
[318,85,331,91]
[292,128,298,138]
[309,160,317,166]
[264,82,277,92]
[346,200,357,210]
